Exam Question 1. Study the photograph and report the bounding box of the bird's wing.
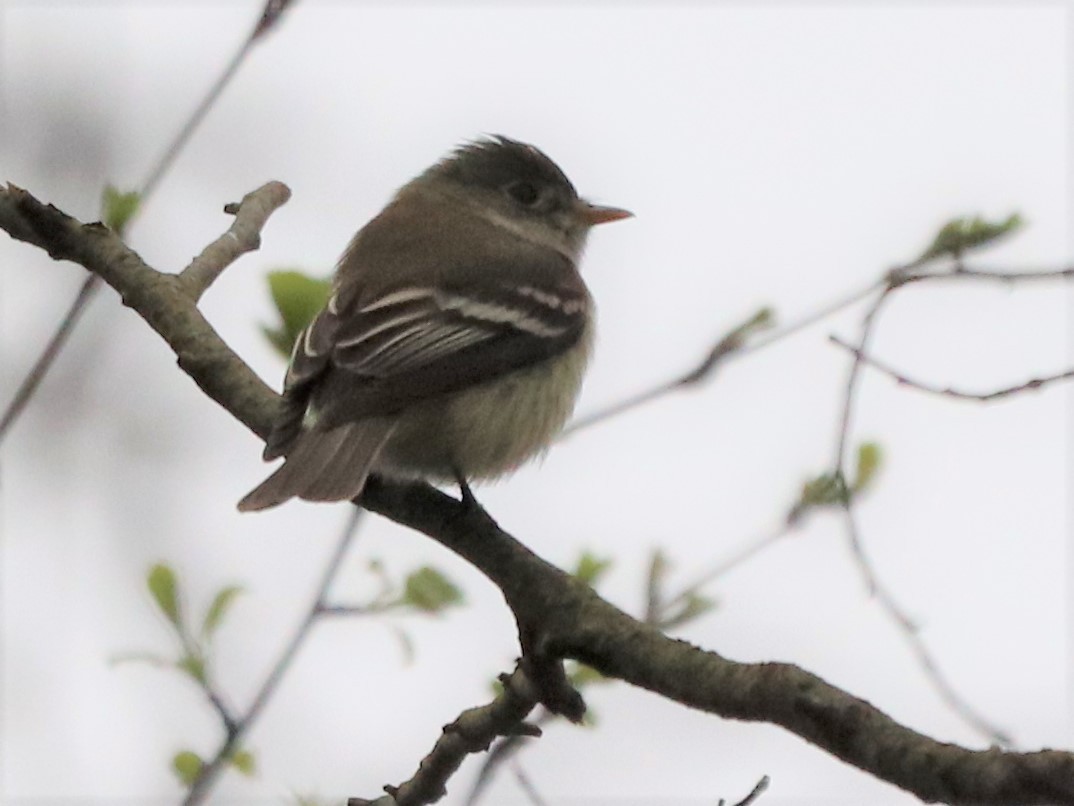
[308,269,589,427]
[260,294,343,460]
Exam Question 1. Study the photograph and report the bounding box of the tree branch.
[829,335,1074,402]
[178,181,292,301]
[823,258,1074,747]
[0,183,280,441]
[0,0,291,452]
[565,276,884,436]
[3,184,1073,805]
[348,667,544,806]
[841,504,1013,746]
[720,776,770,806]
[184,507,364,805]
[0,272,100,444]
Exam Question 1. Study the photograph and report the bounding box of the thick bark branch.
[3,183,1071,805]
[0,183,279,439]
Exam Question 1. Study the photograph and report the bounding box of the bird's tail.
[237,419,396,512]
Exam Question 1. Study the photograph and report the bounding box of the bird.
[238,136,631,511]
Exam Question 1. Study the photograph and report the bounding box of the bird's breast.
[375,320,594,482]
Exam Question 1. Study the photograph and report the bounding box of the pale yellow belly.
[375,326,592,482]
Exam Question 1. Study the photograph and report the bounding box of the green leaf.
[263,270,332,357]
[108,651,173,669]
[401,566,463,612]
[260,324,293,357]
[800,472,849,509]
[659,591,717,630]
[789,471,850,523]
[572,551,613,587]
[177,653,207,685]
[852,442,883,493]
[567,662,607,688]
[201,585,243,639]
[230,748,257,776]
[100,185,141,236]
[916,212,1023,263]
[744,306,775,331]
[147,564,182,628]
[172,750,204,788]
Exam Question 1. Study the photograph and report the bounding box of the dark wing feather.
[261,299,341,460]
[309,274,589,429]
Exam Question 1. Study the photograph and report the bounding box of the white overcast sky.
[0,3,1070,805]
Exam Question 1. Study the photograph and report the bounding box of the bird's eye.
[506,181,540,206]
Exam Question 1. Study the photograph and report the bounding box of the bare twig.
[250,0,298,41]
[719,775,771,806]
[829,278,1013,746]
[202,687,240,737]
[0,0,290,449]
[565,278,883,435]
[842,507,1012,745]
[0,273,99,445]
[314,603,392,617]
[655,524,793,628]
[140,1,287,198]
[178,181,292,300]
[349,667,544,806]
[896,264,1074,285]
[465,709,552,806]
[832,287,892,475]
[743,279,885,355]
[829,336,1074,402]
[184,506,364,805]
[509,761,549,806]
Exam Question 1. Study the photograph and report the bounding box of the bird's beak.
[578,200,634,226]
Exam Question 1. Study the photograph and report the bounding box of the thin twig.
[899,265,1074,285]
[567,262,1073,439]
[203,685,240,738]
[829,336,1074,402]
[656,525,794,627]
[315,604,391,617]
[139,26,259,197]
[741,278,885,356]
[178,181,292,301]
[842,508,1012,745]
[832,288,892,475]
[0,273,99,445]
[719,775,771,806]
[465,709,552,806]
[0,0,287,449]
[564,278,884,436]
[509,761,550,806]
[250,0,298,41]
[829,280,1012,746]
[183,506,364,805]
[350,667,544,806]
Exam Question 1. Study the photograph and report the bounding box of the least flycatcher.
[239,136,631,511]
